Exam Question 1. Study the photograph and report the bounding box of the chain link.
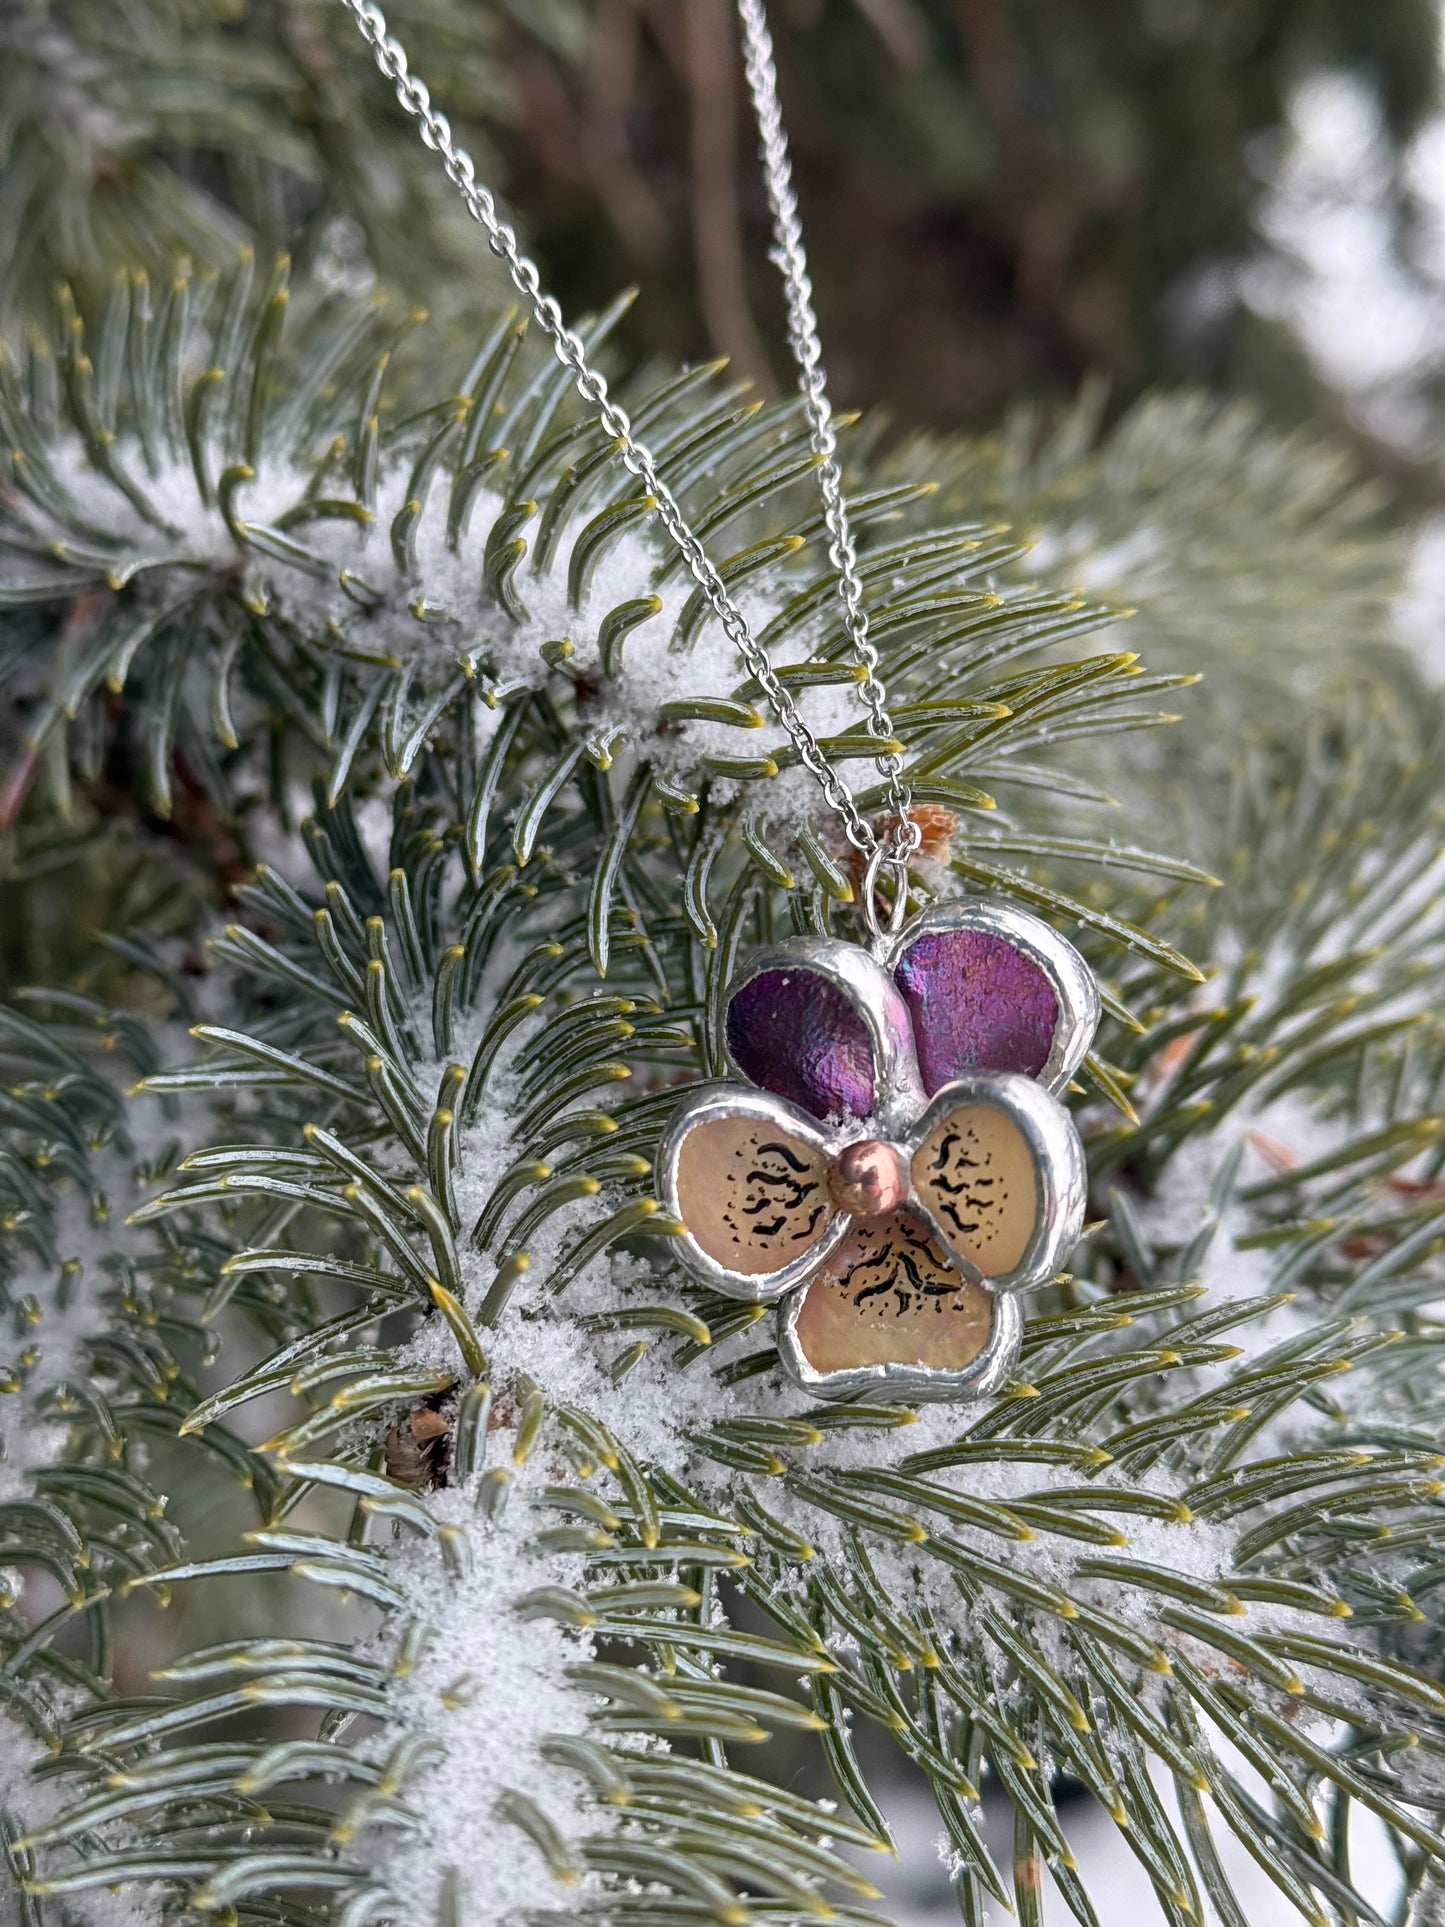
[334,0,913,871]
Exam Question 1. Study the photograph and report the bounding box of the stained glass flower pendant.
[658,902,1098,1401]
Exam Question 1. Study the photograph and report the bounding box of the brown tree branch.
[583,0,670,259]
[679,0,774,390]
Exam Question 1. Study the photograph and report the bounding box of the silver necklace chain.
[334,0,917,876]
[734,0,916,863]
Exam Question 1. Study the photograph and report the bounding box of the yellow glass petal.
[910,1101,1038,1277]
[675,1113,833,1276]
[791,1212,994,1374]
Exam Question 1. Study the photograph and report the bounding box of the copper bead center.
[828,1138,908,1220]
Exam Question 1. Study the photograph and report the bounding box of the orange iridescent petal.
[673,1112,834,1276]
[789,1211,995,1375]
[910,1100,1039,1277]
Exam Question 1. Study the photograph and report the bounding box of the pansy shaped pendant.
[658,902,1098,1402]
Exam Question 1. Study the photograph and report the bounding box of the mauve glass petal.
[895,929,1058,1090]
[726,968,876,1120]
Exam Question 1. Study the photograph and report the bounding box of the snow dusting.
[364,1470,603,1923]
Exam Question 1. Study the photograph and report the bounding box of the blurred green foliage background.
[5,0,1443,438]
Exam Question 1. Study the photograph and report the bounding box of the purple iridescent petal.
[726,968,876,1120]
[895,929,1058,1091]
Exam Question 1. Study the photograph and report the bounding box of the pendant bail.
[861,841,911,941]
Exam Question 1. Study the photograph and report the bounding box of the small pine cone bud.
[874,805,957,863]
[384,1400,454,1489]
